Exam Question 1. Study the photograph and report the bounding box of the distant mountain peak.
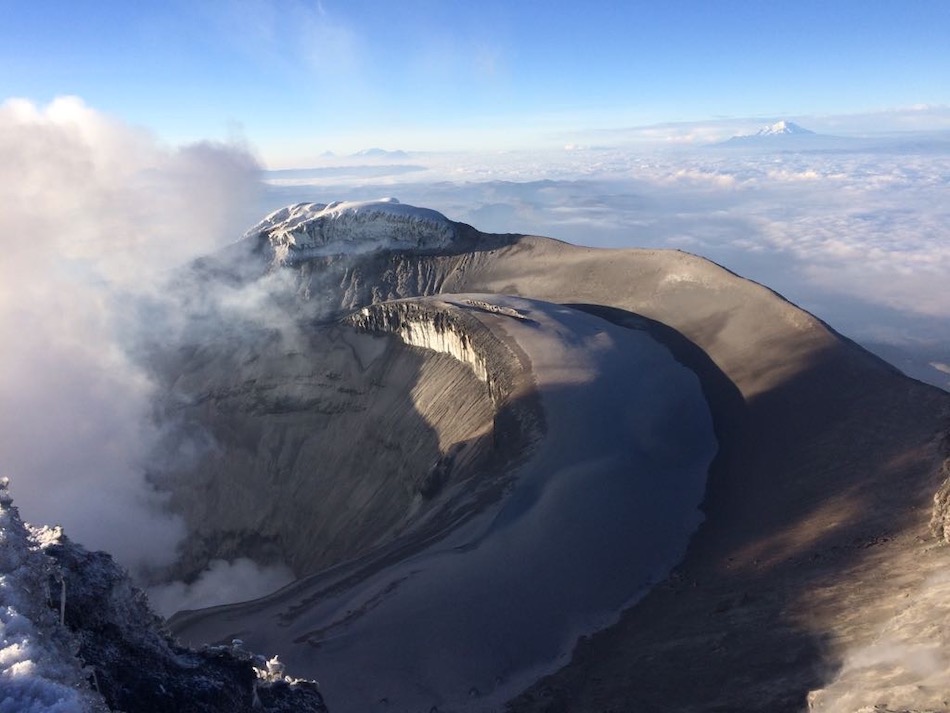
[352,147,409,159]
[754,120,814,136]
[718,120,819,146]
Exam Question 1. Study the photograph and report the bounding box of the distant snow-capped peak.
[754,120,814,136]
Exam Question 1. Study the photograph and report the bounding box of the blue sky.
[2,0,949,163]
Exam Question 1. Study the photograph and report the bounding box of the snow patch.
[244,199,457,265]
[930,361,950,376]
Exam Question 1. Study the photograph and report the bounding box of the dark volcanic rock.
[41,527,328,713]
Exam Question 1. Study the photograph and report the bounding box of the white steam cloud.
[0,97,261,573]
[147,558,295,617]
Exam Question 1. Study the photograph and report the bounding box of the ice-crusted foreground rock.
[0,480,328,713]
[0,479,106,712]
[244,198,456,265]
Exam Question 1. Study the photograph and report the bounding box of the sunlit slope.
[443,237,949,712]
[285,228,949,711]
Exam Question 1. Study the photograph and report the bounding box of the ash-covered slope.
[170,294,715,712]
[157,199,949,713]
[147,255,542,587]
[0,480,328,713]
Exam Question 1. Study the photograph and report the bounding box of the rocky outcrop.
[0,482,327,713]
[0,481,108,712]
[928,433,950,542]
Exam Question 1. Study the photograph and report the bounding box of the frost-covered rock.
[0,479,107,713]
[0,479,328,713]
[244,199,457,265]
[929,452,950,542]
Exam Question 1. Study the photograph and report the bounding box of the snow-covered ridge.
[754,120,814,136]
[244,198,457,265]
[719,120,820,146]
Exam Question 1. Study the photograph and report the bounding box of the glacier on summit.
[244,198,457,265]
[754,120,815,136]
[719,119,826,146]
